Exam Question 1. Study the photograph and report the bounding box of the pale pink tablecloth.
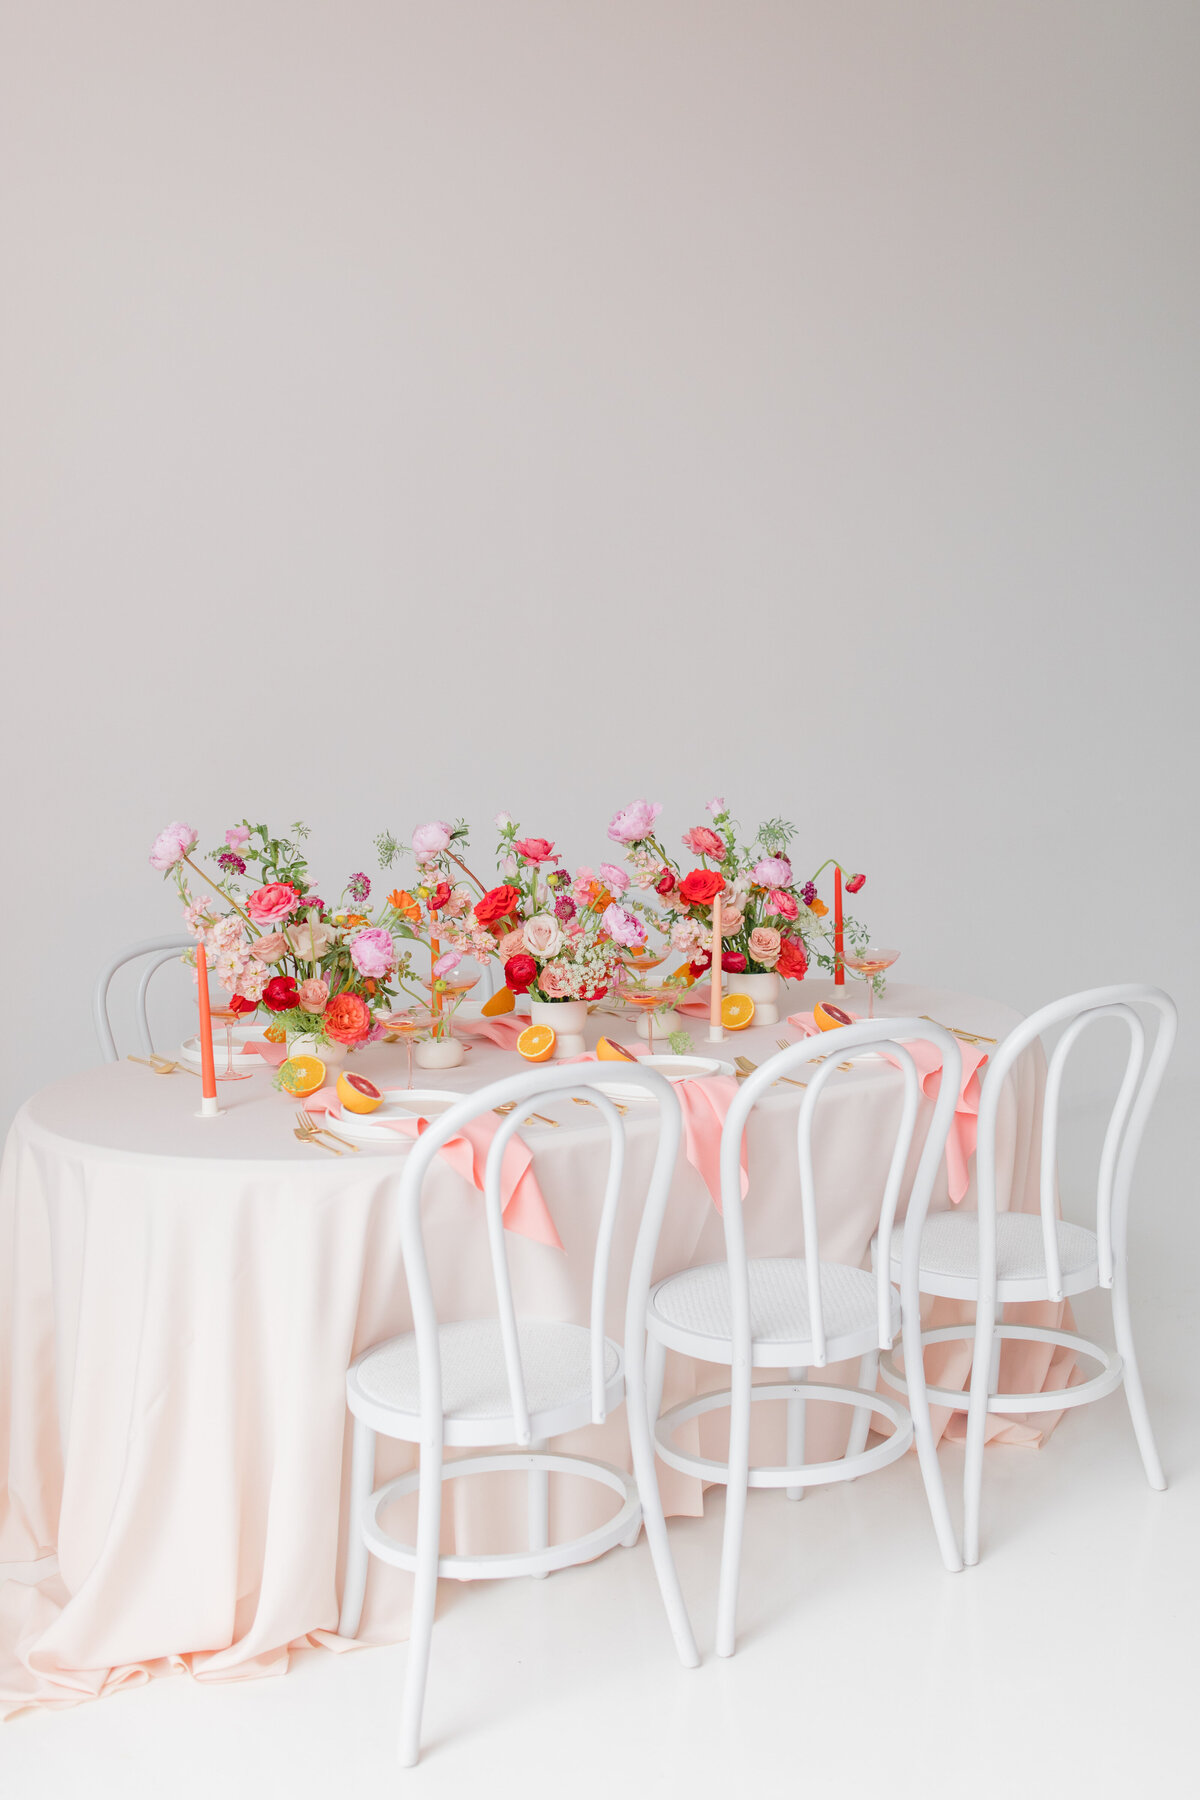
[0,981,1068,1716]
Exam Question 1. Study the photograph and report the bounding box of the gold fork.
[734,1054,808,1090]
[493,1104,561,1127]
[294,1124,341,1154]
[570,1096,629,1116]
[920,1014,997,1045]
[777,1036,854,1074]
[296,1111,360,1151]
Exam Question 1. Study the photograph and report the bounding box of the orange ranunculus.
[388,889,421,924]
[344,913,368,927]
[808,897,828,917]
[324,991,373,1044]
[588,883,614,911]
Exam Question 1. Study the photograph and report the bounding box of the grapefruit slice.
[813,1001,854,1032]
[279,1054,326,1097]
[596,1036,639,1062]
[721,993,756,1031]
[481,985,516,1016]
[516,1024,556,1063]
[337,1070,384,1113]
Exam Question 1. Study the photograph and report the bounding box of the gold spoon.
[778,1037,854,1073]
[493,1104,561,1128]
[127,1054,199,1077]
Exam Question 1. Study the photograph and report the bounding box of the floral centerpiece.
[149,818,427,1060]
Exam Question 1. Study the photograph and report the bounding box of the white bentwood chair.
[93,936,194,1061]
[878,984,1177,1565]
[336,1061,699,1767]
[646,1019,964,1659]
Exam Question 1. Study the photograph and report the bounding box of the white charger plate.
[600,1054,735,1099]
[179,1024,271,1069]
[326,1088,465,1143]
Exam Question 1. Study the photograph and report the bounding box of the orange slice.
[264,1023,287,1044]
[721,993,756,1031]
[596,1036,639,1061]
[813,1001,854,1032]
[516,1024,556,1063]
[279,1054,326,1097]
[481,985,516,1016]
[336,1070,384,1113]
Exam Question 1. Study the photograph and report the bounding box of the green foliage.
[668,1028,694,1055]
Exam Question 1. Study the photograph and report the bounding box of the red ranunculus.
[845,872,866,894]
[777,937,808,981]
[263,975,300,1012]
[504,954,538,994]
[655,868,677,896]
[581,983,608,1002]
[688,952,713,979]
[427,881,451,912]
[324,991,373,1044]
[721,952,747,973]
[678,868,725,906]
[228,994,257,1016]
[513,837,557,864]
[475,884,522,926]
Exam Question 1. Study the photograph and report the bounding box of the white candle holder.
[197,1096,224,1118]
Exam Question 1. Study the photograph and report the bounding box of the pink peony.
[607,799,662,845]
[681,826,725,859]
[748,926,781,968]
[753,857,793,888]
[225,825,251,850]
[598,862,630,896]
[601,903,646,948]
[433,949,463,979]
[350,927,396,978]
[412,820,453,860]
[149,821,198,871]
[769,889,799,921]
[522,914,565,959]
[536,960,574,999]
[249,931,288,963]
[497,927,527,961]
[297,977,329,1012]
[246,882,302,926]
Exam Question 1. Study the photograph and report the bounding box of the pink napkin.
[243,1038,288,1066]
[785,1010,989,1203]
[455,1014,530,1050]
[305,1090,563,1250]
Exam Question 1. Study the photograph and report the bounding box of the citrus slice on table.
[336,1070,384,1114]
[278,1054,326,1097]
[481,985,516,1016]
[264,1023,287,1044]
[721,993,756,1031]
[596,1036,639,1062]
[516,1024,556,1063]
[813,1001,854,1032]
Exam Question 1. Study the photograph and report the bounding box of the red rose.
[513,837,556,864]
[678,869,725,906]
[427,881,451,912]
[777,937,808,981]
[845,872,866,895]
[228,994,257,1016]
[581,983,608,1002]
[504,954,538,994]
[655,869,677,896]
[475,884,522,926]
[263,975,300,1013]
[721,952,747,973]
[324,991,373,1044]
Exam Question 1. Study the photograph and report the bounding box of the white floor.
[4,1093,1197,1799]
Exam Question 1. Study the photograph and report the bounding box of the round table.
[0,981,1068,1715]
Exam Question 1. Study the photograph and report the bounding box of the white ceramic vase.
[725,970,780,1025]
[529,998,588,1058]
[636,1008,681,1043]
[413,1035,466,1070]
[288,1031,347,1069]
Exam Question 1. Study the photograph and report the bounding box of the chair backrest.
[93,937,194,1062]
[720,1018,964,1366]
[975,984,1176,1301]
[395,1061,683,1446]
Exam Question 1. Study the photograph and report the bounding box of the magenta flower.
[845,872,866,894]
[347,871,371,902]
[217,851,247,876]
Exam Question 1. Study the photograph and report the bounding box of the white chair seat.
[647,1257,897,1366]
[888,1209,1099,1301]
[348,1317,624,1447]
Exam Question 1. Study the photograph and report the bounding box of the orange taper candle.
[834,865,845,986]
[708,894,724,1041]
[195,941,220,1113]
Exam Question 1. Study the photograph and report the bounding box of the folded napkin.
[304,1090,562,1250]
[785,1010,988,1203]
[454,1013,530,1051]
[243,1038,288,1066]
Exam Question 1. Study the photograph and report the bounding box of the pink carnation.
[350,927,396,978]
[607,799,662,845]
[149,821,197,871]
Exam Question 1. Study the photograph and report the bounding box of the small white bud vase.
[726,970,780,1025]
[528,998,588,1058]
[636,1009,680,1041]
[414,1035,466,1070]
[288,1031,347,1069]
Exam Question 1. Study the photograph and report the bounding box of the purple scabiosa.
[217,852,247,876]
[347,872,371,903]
[554,894,577,922]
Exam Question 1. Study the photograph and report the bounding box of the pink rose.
[350,926,396,978]
[513,836,557,864]
[599,862,630,896]
[753,857,793,888]
[149,821,197,871]
[607,799,662,845]
[720,904,744,938]
[225,825,251,850]
[681,826,725,859]
[497,927,527,961]
[249,931,287,963]
[246,882,301,926]
[411,820,452,860]
[748,926,781,968]
[536,960,574,999]
[297,977,329,1013]
[601,903,646,948]
[769,889,799,921]
[522,914,565,958]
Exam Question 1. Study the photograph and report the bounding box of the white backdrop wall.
[1,1,1197,1128]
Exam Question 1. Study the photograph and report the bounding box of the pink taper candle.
[708,895,724,1041]
[195,942,220,1116]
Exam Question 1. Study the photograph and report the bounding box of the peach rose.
[536,960,573,999]
[497,927,527,961]
[748,926,781,968]
[720,904,744,938]
[297,978,329,1012]
[249,932,287,963]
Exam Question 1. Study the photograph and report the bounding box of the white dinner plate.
[179,1024,270,1069]
[326,1088,466,1143]
[599,1054,735,1099]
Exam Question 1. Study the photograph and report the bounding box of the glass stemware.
[383,1009,436,1088]
[618,984,680,1056]
[209,997,253,1080]
[839,946,900,1019]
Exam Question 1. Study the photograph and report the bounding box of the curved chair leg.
[338,1416,375,1638]
[904,1307,962,1573]
[844,1350,879,1463]
[785,1367,807,1501]
[625,1342,700,1668]
[715,1361,753,1658]
[1112,1271,1166,1490]
[962,1290,996,1567]
[398,1440,444,1768]
[528,1439,550,1577]
[645,1333,667,1438]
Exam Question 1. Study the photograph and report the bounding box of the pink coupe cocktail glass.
[383,1009,436,1088]
[839,947,899,1019]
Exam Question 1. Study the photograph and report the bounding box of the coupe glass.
[382,1008,436,1088]
[840,946,899,1019]
[209,997,253,1080]
[617,984,680,1056]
